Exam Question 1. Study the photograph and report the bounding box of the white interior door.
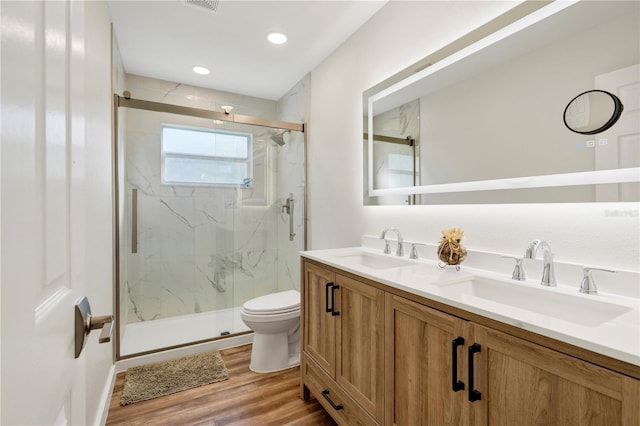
[1,1,91,424]
[595,64,640,201]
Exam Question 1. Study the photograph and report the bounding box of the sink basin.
[440,277,632,327]
[333,252,414,270]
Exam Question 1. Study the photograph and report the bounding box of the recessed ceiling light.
[267,32,287,45]
[192,66,210,75]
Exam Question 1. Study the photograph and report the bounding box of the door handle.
[321,389,344,411]
[451,336,465,392]
[330,284,340,316]
[325,282,334,313]
[468,343,482,402]
[74,296,114,358]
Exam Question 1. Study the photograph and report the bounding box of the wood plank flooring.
[106,344,337,426]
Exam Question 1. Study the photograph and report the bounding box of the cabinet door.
[472,325,640,426]
[335,273,386,424]
[385,294,471,426]
[303,262,337,377]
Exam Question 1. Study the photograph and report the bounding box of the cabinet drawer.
[304,357,379,426]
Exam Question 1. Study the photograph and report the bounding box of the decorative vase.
[437,228,467,270]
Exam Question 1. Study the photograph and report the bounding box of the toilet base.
[249,332,300,373]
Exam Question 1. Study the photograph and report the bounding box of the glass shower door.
[117,104,305,357]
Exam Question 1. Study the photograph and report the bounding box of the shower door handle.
[284,193,295,242]
[131,188,138,253]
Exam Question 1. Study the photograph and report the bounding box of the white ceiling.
[107,0,387,101]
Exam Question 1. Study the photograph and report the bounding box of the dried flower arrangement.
[437,227,467,270]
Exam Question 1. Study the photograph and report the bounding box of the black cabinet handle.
[330,284,340,316]
[321,389,344,411]
[468,343,482,402]
[451,336,465,392]
[325,282,334,313]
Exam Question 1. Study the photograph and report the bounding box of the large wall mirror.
[363,0,639,205]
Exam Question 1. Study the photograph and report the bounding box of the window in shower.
[387,152,414,187]
[161,124,253,186]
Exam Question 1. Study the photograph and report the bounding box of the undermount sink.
[333,252,414,270]
[440,277,633,327]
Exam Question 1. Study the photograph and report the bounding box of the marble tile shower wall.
[275,75,309,294]
[123,75,306,324]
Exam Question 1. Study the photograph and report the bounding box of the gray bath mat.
[120,350,229,405]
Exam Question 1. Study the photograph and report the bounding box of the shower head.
[269,130,290,146]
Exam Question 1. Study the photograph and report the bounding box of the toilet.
[240,289,301,373]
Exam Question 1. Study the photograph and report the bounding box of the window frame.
[160,123,253,187]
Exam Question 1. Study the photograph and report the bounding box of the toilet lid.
[243,290,300,315]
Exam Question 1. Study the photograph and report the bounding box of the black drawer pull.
[330,284,340,316]
[325,282,334,313]
[468,343,482,402]
[451,336,465,392]
[321,389,344,411]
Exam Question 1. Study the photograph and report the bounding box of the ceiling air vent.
[180,0,220,14]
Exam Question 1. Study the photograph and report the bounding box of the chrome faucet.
[380,227,404,257]
[502,256,526,281]
[524,239,556,286]
[410,243,427,259]
[580,267,615,295]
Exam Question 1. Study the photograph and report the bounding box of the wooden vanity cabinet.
[303,260,640,426]
[386,293,640,426]
[472,325,640,426]
[302,261,385,425]
[303,262,336,377]
[385,294,473,426]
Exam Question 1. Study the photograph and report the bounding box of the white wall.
[307,1,639,273]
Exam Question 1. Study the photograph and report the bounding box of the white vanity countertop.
[301,246,640,367]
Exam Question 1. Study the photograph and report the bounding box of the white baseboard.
[95,364,116,426]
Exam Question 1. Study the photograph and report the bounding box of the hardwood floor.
[106,344,337,426]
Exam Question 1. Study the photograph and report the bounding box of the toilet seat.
[242,290,300,315]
